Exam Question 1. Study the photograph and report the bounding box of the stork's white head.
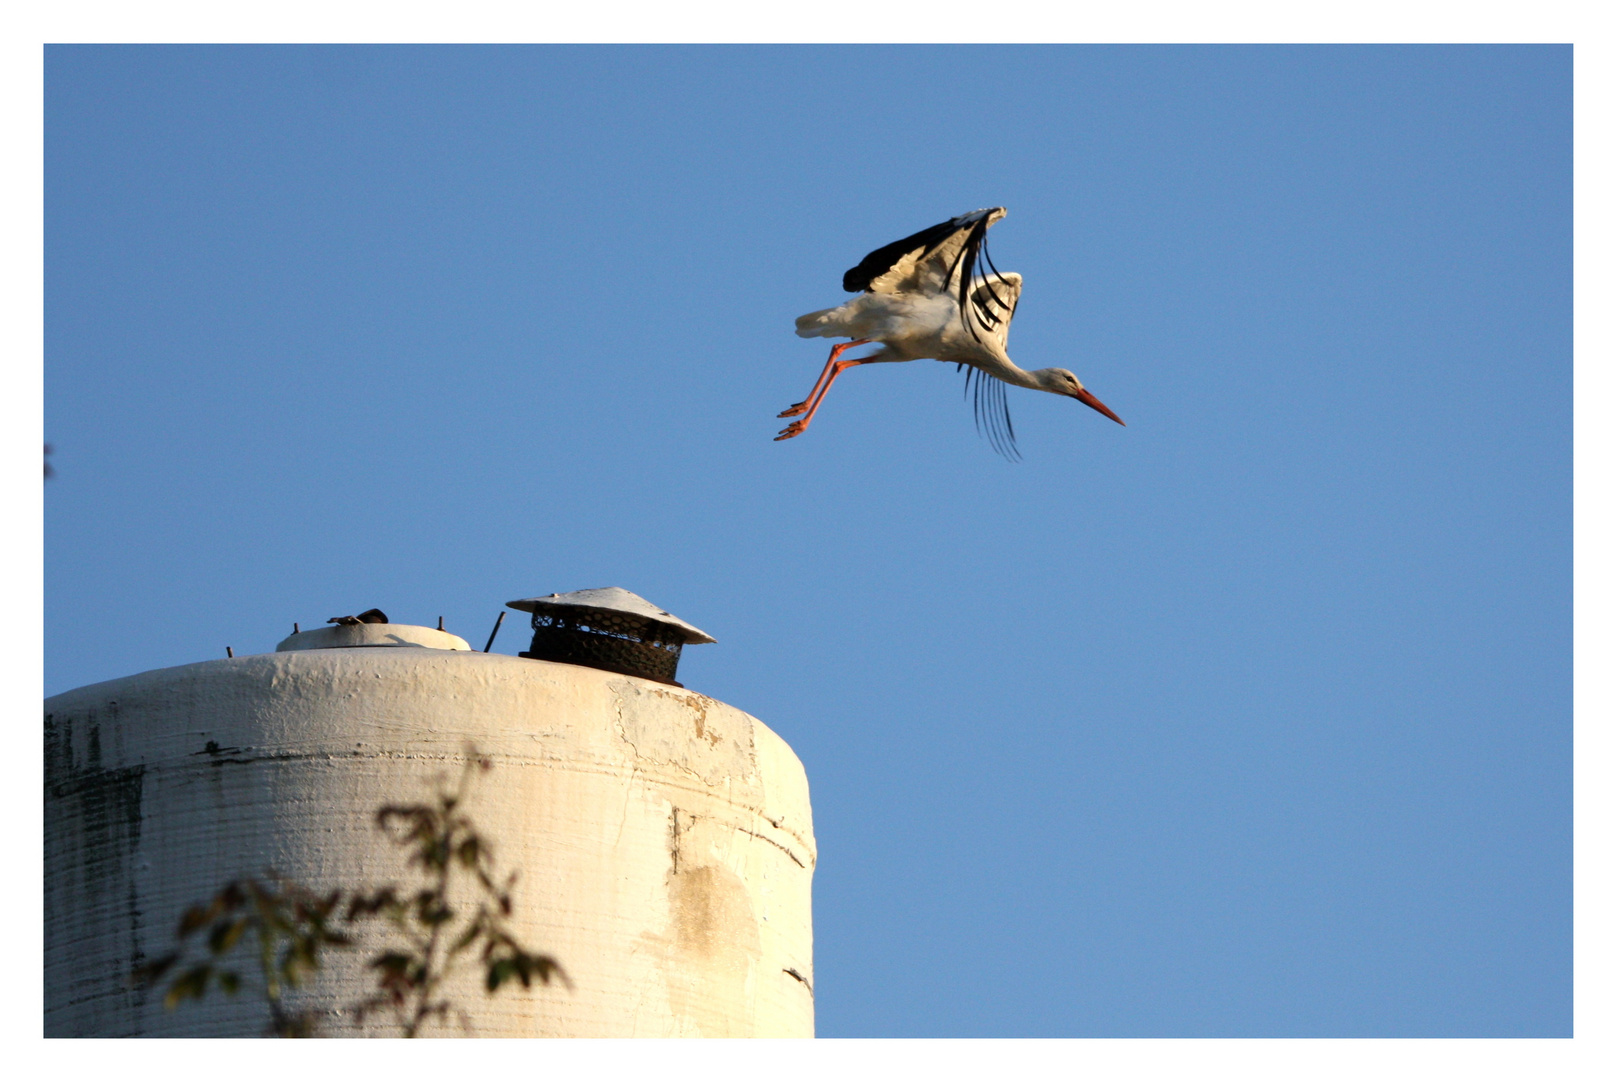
[1033,368,1126,426]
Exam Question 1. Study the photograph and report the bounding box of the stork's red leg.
[778,339,871,418]
[775,357,873,441]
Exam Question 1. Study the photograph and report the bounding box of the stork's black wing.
[842,215,975,292]
[842,207,1016,346]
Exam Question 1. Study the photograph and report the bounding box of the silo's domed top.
[275,623,471,652]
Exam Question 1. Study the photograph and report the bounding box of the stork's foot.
[774,420,808,441]
[777,402,809,418]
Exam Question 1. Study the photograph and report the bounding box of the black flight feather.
[842,217,964,293]
[958,363,1021,462]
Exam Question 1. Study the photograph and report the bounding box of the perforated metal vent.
[507,587,714,687]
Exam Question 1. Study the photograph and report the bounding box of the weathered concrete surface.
[44,649,814,1037]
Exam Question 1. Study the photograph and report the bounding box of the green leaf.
[131,953,178,986]
[449,921,482,957]
[177,899,220,937]
[208,917,248,955]
[163,965,212,1009]
[371,951,412,976]
[217,970,241,995]
[347,886,399,921]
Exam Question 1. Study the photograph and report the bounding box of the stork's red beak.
[1073,387,1126,426]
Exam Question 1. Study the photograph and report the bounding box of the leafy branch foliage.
[131,876,349,1037]
[346,753,570,1035]
[133,749,567,1037]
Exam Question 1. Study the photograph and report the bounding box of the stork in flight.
[777,207,1124,459]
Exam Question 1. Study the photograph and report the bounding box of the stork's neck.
[975,353,1043,392]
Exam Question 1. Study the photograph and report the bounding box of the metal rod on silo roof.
[483,611,505,653]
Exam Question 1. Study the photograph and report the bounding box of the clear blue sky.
[44,45,1570,1037]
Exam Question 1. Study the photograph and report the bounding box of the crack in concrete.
[736,827,806,869]
[784,967,814,998]
[611,688,722,788]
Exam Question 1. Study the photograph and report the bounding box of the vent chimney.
[506,587,714,687]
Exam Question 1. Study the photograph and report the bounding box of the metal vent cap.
[506,587,714,644]
[506,587,714,686]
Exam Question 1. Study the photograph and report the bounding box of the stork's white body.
[796,286,1009,367]
[777,207,1123,457]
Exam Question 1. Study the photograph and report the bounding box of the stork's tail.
[794,307,846,339]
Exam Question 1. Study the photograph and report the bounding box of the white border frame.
[12,6,1605,1075]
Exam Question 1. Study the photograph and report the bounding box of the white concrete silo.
[43,590,815,1037]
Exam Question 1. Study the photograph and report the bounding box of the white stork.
[778,207,1124,459]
